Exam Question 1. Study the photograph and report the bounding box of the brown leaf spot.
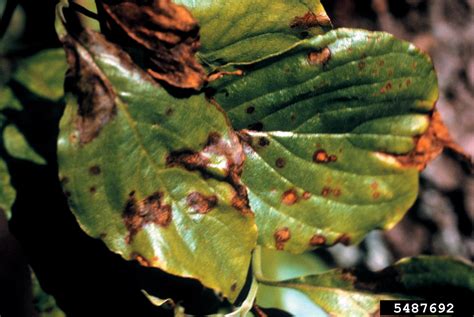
[274,227,291,250]
[380,82,392,94]
[313,149,328,162]
[313,150,337,164]
[378,60,385,67]
[406,79,412,86]
[333,188,342,197]
[373,192,381,199]
[309,234,326,246]
[358,61,366,71]
[98,0,206,90]
[275,158,286,168]
[230,282,237,292]
[302,191,312,200]
[89,165,101,175]
[89,186,97,194]
[186,192,218,214]
[258,137,270,147]
[248,122,264,131]
[290,11,332,29]
[321,187,331,197]
[340,270,357,283]
[395,111,471,171]
[165,108,174,116]
[307,47,331,66]
[334,234,351,246]
[132,253,150,267]
[370,182,378,190]
[69,133,78,144]
[207,69,244,82]
[246,106,255,114]
[123,191,172,244]
[282,189,298,205]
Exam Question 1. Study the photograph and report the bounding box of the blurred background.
[0,0,473,316]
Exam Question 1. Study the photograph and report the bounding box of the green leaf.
[258,256,474,317]
[0,49,66,219]
[0,158,15,220]
[12,49,65,101]
[209,28,438,252]
[3,124,46,165]
[31,270,66,317]
[175,0,331,69]
[254,247,328,316]
[56,27,256,301]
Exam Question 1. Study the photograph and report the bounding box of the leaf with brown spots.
[257,255,474,317]
[174,0,331,69]
[209,29,449,253]
[56,6,256,302]
[97,0,206,90]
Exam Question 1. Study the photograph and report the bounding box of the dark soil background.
[0,0,473,316]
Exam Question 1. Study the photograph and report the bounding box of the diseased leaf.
[258,256,474,317]
[97,0,206,90]
[56,20,256,300]
[208,29,439,252]
[175,0,331,69]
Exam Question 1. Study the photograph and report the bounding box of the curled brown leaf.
[97,0,206,90]
[396,111,472,171]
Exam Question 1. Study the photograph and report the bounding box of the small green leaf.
[0,158,15,220]
[56,26,256,300]
[254,247,328,316]
[0,49,66,220]
[12,49,66,101]
[175,0,331,68]
[258,256,474,317]
[31,270,66,317]
[208,28,438,252]
[3,124,46,165]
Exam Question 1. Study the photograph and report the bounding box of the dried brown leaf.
[97,0,206,90]
[396,111,472,171]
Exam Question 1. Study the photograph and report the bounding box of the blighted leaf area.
[62,30,117,144]
[123,190,173,243]
[290,11,332,31]
[395,111,473,171]
[97,0,206,90]
[166,130,253,216]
